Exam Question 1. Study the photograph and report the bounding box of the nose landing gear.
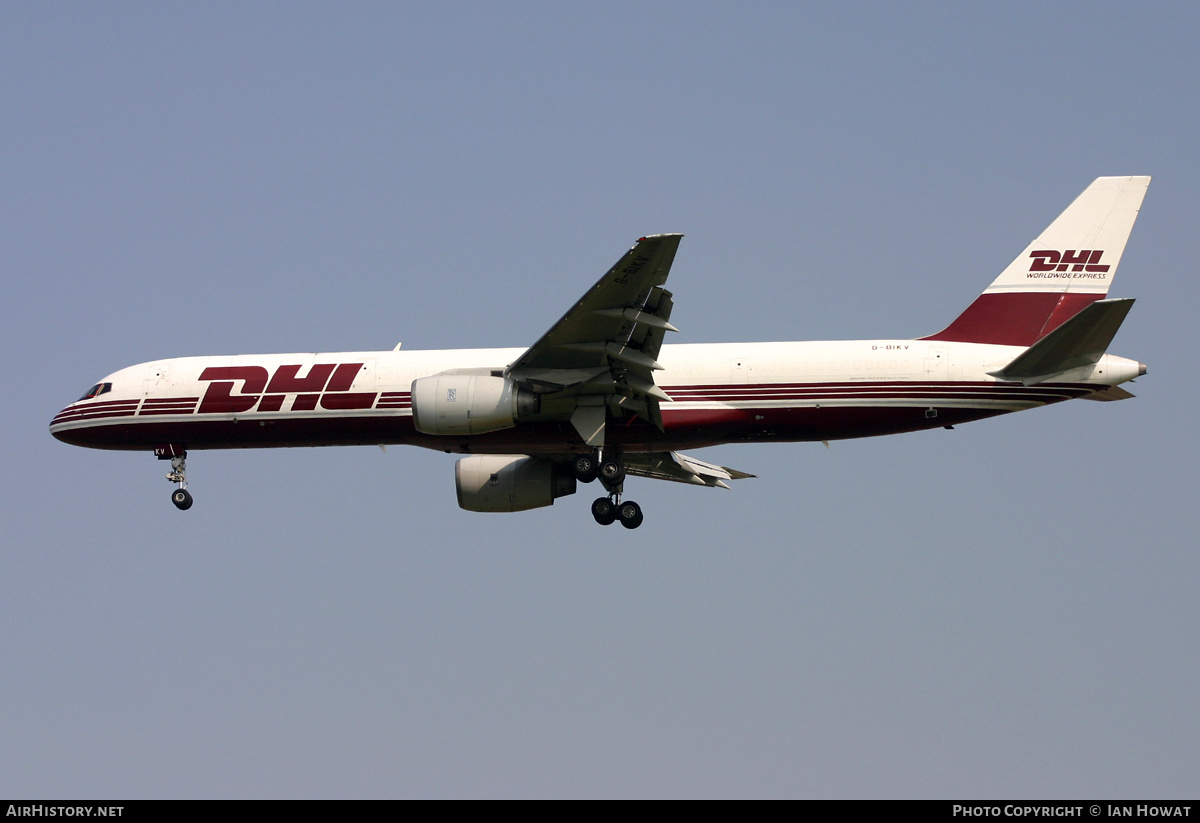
[157,446,193,510]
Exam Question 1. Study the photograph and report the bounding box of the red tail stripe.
[920,292,1102,347]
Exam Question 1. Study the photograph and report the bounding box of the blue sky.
[3,2,1197,798]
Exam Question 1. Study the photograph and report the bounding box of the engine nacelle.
[411,374,539,436]
[455,455,577,512]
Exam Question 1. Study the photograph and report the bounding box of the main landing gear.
[573,449,642,529]
[591,495,643,529]
[159,447,192,510]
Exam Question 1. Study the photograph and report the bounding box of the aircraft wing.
[506,234,683,445]
[623,451,756,489]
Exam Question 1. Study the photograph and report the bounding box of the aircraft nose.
[49,404,75,442]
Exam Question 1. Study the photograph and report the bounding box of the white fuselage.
[50,339,1142,455]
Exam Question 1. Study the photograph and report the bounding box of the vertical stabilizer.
[923,176,1149,346]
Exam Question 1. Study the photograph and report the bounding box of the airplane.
[51,176,1150,528]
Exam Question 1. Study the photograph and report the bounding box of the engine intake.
[411,374,538,436]
[455,455,577,512]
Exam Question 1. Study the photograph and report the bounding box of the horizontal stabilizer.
[624,451,755,489]
[988,298,1134,385]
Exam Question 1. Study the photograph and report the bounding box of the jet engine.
[411,374,539,436]
[455,455,577,512]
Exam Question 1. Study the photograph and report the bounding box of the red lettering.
[1029,250,1060,271]
[1057,249,1091,272]
[326,363,364,392]
[198,366,268,414]
[265,363,337,393]
[1084,249,1110,273]
[196,363,371,415]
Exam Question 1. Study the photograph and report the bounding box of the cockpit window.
[78,382,112,401]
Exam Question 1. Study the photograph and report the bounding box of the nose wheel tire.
[171,488,193,510]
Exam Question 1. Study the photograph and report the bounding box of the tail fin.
[922,176,1150,346]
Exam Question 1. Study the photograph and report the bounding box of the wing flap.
[1081,385,1136,401]
[623,451,755,489]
